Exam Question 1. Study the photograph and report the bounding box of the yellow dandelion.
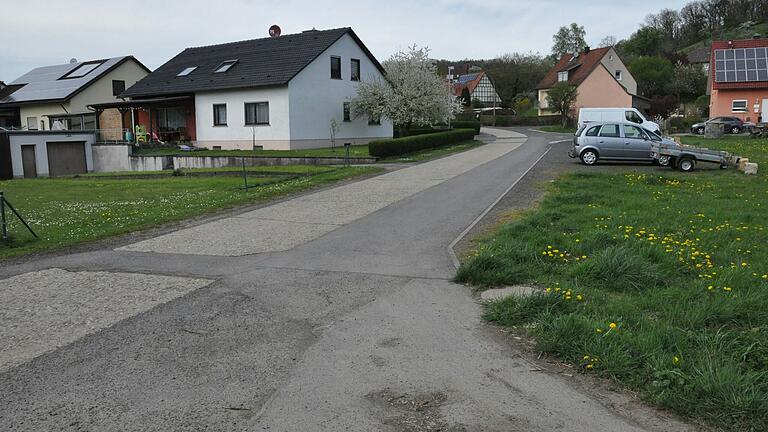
[609,322,617,330]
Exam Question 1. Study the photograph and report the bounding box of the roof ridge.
[184,27,351,51]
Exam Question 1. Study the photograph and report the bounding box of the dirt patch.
[366,390,466,432]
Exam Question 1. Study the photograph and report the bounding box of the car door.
[596,124,623,158]
[622,124,653,160]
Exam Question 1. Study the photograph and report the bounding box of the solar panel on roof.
[714,48,768,83]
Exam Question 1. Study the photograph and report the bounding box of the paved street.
[0,128,693,431]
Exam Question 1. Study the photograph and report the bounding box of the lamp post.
[447,66,454,129]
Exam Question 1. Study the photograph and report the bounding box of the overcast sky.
[0,0,690,81]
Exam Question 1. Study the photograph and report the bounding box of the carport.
[7,131,95,178]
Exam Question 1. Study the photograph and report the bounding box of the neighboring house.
[0,57,150,137]
[453,71,502,106]
[113,27,392,150]
[687,45,711,76]
[536,47,647,117]
[708,37,768,123]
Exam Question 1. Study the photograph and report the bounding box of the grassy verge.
[539,125,576,134]
[380,140,483,162]
[0,166,379,260]
[133,144,372,158]
[456,135,768,430]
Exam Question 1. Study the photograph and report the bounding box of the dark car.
[691,117,744,135]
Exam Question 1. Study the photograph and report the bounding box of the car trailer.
[650,141,732,172]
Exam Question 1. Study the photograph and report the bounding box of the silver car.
[569,121,674,166]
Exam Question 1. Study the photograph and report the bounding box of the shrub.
[451,120,481,134]
[368,129,476,158]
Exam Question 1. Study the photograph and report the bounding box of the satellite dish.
[269,25,281,38]
[69,58,78,64]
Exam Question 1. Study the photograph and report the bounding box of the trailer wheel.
[678,157,696,172]
[657,155,671,166]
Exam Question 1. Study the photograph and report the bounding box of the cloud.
[0,0,690,80]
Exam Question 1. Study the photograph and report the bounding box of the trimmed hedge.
[454,114,561,127]
[451,120,481,134]
[369,128,477,158]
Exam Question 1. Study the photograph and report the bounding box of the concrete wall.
[131,154,377,170]
[194,87,291,150]
[600,47,638,95]
[130,156,170,172]
[92,143,132,172]
[710,89,768,123]
[288,33,393,145]
[8,132,95,178]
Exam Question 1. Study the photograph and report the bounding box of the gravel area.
[0,268,211,372]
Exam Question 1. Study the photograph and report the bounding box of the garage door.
[47,141,86,176]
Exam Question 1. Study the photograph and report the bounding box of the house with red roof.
[452,71,502,106]
[536,47,647,117]
[708,37,768,123]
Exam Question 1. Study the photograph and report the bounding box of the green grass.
[0,166,379,259]
[539,125,576,134]
[457,135,768,430]
[133,144,372,158]
[380,140,483,162]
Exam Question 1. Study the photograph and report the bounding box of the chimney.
[584,46,591,53]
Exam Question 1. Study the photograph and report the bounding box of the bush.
[368,129,476,158]
[668,117,702,134]
[451,120,481,134]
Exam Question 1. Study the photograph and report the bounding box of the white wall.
[92,143,131,172]
[194,86,291,150]
[9,132,95,178]
[288,33,393,146]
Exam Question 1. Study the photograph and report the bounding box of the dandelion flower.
[673,356,680,365]
[609,322,617,330]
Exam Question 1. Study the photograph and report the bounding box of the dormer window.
[557,71,568,82]
[214,60,238,73]
[177,66,197,76]
[59,60,105,80]
[615,70,622,81]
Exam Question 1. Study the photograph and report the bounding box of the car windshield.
[644,128,662,141]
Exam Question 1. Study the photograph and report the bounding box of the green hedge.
[668,117,703,133]
[454,114,561,127]
[369,129,477,158]
[451,120,481,134]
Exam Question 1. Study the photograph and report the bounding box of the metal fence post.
[0,191,7,241]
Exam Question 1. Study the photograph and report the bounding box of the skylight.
[59,60,105,80]
[177,66,197,76]
[214,60,238,73]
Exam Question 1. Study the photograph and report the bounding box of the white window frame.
[214,60,238,74]
[557,71,568,82]
[732,99,748,113]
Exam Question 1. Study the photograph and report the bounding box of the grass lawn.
[538,125,576,134]
[0,166,379,260]
[457,135,768,430]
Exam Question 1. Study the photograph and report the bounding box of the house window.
[214,60,238,73]
[26,116,38,130]
[350,59,360,81]
[245,102,269,125]
[368,114,381,125]
[557,71,568,82]
[732,100,748,113]
[331,56,341,79]
[213,104,227,126]
[343,102,351,122]
[177,66,197,76]
[614,70,622,81]
[112,80,125,96]
[59,60,105,80]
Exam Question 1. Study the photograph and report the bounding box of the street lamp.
[447,66,454,129]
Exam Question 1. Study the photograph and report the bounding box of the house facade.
[453,71,502,106]
[0,57,149,136]
[536,47,645,117]
[119,27,393,150]
[708,38,768,123]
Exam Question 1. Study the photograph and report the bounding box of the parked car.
[569,121,677,166]
[690,117,744,135]
[577,108,661,135]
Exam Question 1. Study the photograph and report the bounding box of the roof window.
[59,60,106,80]
[177,66,197,76]
[214,60,238,73]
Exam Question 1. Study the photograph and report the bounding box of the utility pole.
[447,66,454,129]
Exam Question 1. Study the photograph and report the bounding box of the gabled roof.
[122,27,385,98]
[710,38,768,90]
[453,71,486,96]
[536,47,611,90]
[0,56,149,106]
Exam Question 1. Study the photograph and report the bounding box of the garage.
[46,141,87,176]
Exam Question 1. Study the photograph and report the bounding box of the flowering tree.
[351,45,462,135]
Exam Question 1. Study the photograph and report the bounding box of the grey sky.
[1,0,690,81]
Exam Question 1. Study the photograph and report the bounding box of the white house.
[119,27,393,150]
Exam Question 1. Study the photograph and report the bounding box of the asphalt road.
[0,128,694,431]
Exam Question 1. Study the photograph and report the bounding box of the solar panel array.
[714,48,768,83]
[455,73,479,84]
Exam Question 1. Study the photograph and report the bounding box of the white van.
[578,108,660,134]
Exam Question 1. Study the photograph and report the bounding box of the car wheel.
[697,127,705,135]
[658,155,671,166]
[678,157,696,172]
[731,126,741,134]
[580,149,598,165]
